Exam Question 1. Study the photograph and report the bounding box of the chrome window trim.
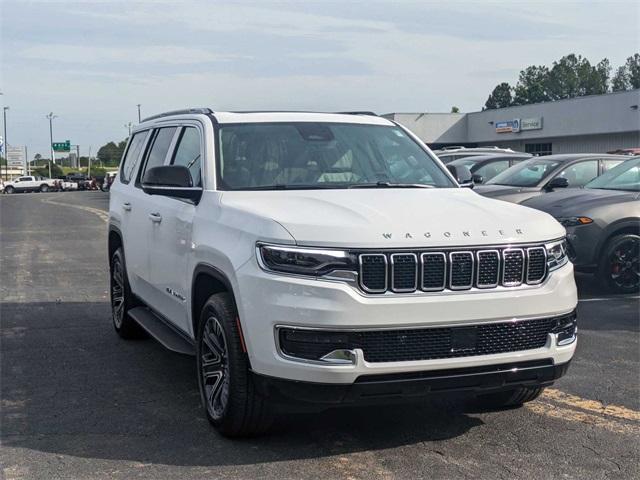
[526,246,548,285]
[449,251,474,290]
[502,248,525,287]
[390,253,418,293]
[420,252,446,291]
[359,254,388,293]
[476,249,500,288]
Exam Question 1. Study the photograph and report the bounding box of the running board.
[128,307,196,356]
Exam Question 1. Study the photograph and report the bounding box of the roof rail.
[337,111,378,116]
[142,108,213,123]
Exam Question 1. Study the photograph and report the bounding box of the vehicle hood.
[220,188,564,248]
[521,188,640,217]
[474,184,539,197]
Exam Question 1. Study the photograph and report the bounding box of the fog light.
[552,311,577,346]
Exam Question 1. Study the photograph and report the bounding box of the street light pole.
[137,104,141,123]
[46,112,57,178]
[3,106,9,181]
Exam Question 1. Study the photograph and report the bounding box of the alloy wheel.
[200,316,230,420]
[609,238,639,291]
[111,258,125,328]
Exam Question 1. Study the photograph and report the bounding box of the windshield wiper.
[349,181,435,189]
[234,184,349,191]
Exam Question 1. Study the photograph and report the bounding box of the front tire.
[598,234,640,294]
[110,248,144,338]
[475,386,544,409]
[40,184,50,193]
[4,186,14,194]
[196,293,273,437]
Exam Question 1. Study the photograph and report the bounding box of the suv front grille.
[359,245,547,294]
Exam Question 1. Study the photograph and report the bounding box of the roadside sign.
[53,140,71,152]
[7,145,27,169]
[495,119,520,134]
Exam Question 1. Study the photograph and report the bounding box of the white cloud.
[18,44,246,65]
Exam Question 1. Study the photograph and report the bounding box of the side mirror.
[472,174,484,184]
[447,164,474,188]
[545,177,569,191]
[141,165,202,202]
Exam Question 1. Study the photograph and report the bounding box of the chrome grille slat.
[390,253,418,292]
[421,252,446,291]
[359,254,387,293]
[476,250,500,288]
[502,249,525,286]
[357,245,548,294]
[449,251,474,290]
[526,247,547,284]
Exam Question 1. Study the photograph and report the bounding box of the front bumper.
[236,259,577,384]
[253,360,571,407]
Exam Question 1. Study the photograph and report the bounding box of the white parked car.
[108,109,577,437]
[3,175,57,193]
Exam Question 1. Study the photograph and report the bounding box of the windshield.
[586,157,640,191]
[486,158,562,187]
[216,122,455,190]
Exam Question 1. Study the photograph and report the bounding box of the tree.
[97,139,127,166]
[450,106,460,113]
[612,54,640,90]
[513,65,551,105]
[484,82,513,109]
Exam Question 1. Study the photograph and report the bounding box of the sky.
[1,0,638,158]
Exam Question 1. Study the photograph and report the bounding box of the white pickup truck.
[3,175,58,194]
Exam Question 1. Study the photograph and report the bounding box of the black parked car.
[522,157,639,293]
[475,154,628,203]
[447,153,532,184]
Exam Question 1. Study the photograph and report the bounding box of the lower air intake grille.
[278,315,561,363]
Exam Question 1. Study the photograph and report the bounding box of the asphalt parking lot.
[1,191,639,480]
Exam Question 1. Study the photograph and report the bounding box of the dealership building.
[384,89,639,155]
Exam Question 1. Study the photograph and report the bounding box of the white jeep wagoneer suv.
[108,108,577,437]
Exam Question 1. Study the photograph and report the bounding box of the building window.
[525,143,552,156]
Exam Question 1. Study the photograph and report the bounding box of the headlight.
[545,238,569,271]
[556,216,593,227]
[257,244,357,277]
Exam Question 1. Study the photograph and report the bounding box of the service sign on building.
[521,117,543,131]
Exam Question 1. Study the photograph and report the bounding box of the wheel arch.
[191,264,243,346]
[108,225,124,264]
[596,219,640,260]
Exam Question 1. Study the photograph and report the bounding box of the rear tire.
[598,234,640,294]
[40,184,50,193]
[475,386,544,409]
[109,248,145,339]
[196,293,273,437]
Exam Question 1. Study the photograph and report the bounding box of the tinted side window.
[140,127,177,180]
[120,131,149,183]
[171,127,202,187]
[557,160,599,187]
[474,160,509,181]
[602,159,624,172]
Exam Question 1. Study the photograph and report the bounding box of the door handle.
[148,212,162,223]
[122,202,132,211]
